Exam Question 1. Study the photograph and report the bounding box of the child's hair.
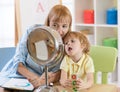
[45,4,72,31]
[63,31,90,54]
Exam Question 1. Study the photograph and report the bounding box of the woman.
[0,4,72,91]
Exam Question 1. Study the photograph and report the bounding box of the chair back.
[0,47,16,71]
[90,45,117,84]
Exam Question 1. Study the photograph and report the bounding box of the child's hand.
[60,79,72,87]
[75,78,87,90]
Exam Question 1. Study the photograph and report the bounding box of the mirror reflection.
[27,28,55,60]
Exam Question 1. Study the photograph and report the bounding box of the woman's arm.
[17,62,45,88]
[17,63,39,79]
[18,62,61,88]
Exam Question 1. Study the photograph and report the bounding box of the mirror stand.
[27,26,63,92]
[35,65,56,92]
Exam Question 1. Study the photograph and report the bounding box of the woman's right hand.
[28,75,44,88]
[18,63,45,88]
[28,72,54,88]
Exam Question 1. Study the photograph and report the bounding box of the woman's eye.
[63,25,67,28]
[53,24,57,27]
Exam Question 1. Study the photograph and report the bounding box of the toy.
[71,74,78,92]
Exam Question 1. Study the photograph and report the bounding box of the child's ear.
[81,44,86,49]
[81,44,86,52]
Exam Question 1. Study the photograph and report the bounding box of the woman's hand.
[46,71,61,83]
[18,63,60,88]
[40,72,54,80]
[29,72,54,88]
[18,63,45,88]
[28,76,43,88]
[29,71,60,88]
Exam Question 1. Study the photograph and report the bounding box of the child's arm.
[60,70,72,87]
[76,73,94,90]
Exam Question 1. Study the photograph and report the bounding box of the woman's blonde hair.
[45,4,72,31]
[63,31,90,54]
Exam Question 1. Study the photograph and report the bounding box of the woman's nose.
[57,28,64,36]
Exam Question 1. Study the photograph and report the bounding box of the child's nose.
[67,41,71,45]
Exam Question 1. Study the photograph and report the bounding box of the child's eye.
[71,40,75,42]
[64,42,68,45]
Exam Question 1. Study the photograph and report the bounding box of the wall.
[19,0,60,37]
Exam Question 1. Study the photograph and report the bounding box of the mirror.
[27,25,64,92]
[27,25,64,66]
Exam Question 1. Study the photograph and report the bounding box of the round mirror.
[27,25,64,67]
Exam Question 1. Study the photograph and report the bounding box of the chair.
[89,45,118,84]
[0,47,32,92]
[0,47,16,71]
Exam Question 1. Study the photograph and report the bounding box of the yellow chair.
[90,45,118,84]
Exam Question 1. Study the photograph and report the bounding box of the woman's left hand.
[40,71,60,83]
[40,72,54,80]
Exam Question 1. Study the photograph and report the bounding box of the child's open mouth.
[68,47,72,51]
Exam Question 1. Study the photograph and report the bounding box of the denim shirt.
[0,25,61,85]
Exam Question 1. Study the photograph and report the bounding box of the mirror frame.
[27,25,64,66]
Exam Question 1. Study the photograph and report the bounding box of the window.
[0,0,15,47]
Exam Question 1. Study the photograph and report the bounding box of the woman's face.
[49,17,70,38]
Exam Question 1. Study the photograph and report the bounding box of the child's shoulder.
[84,54,93,62]
[64,55,70,59]
[63,55,73,63]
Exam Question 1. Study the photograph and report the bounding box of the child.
[60,31,94,90]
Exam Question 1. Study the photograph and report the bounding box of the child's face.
[49,17,70,38]
[64,37,84,57]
